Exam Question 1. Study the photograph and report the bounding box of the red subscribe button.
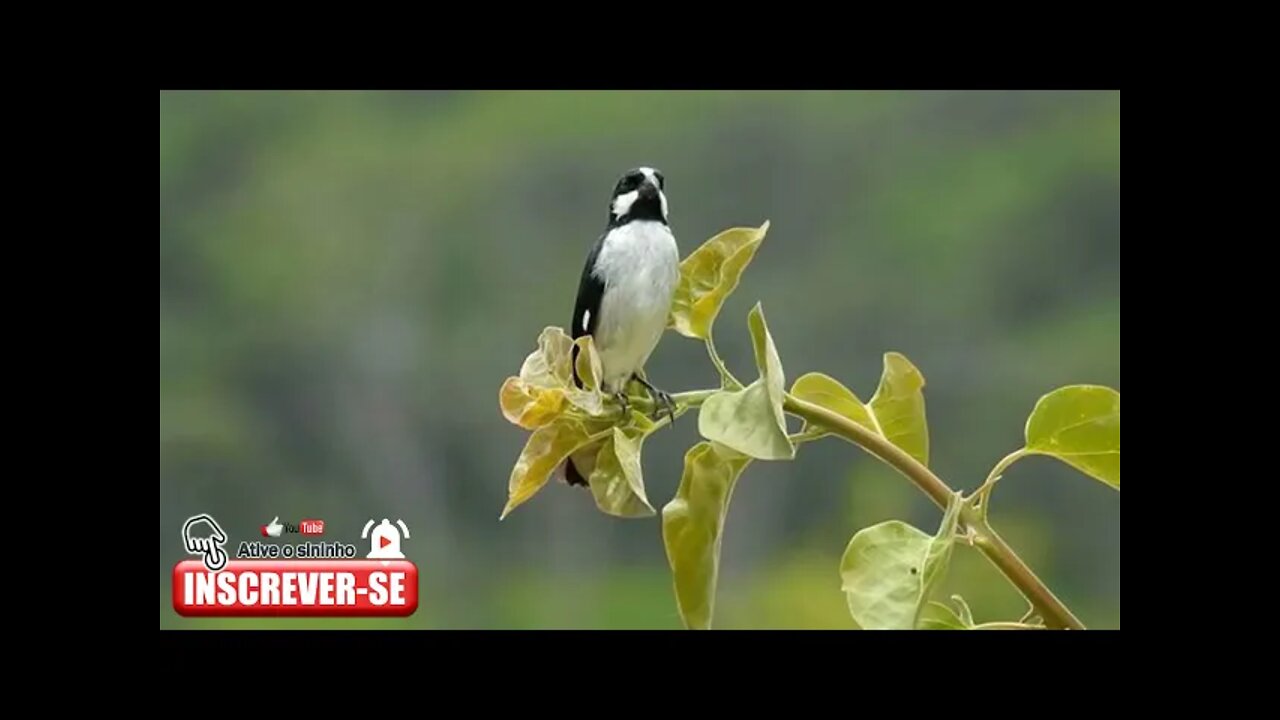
[173,560,418,617]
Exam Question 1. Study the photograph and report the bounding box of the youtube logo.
[259,517,326,538]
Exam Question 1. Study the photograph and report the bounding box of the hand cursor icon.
[262,516,284,538]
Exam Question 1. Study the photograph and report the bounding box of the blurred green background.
[159,90,1120,629]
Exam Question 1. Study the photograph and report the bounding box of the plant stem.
[628,389,717,418]
[782,394,1086,630]
[974,449,1027,521]
[705,332,743,390]
[672,389,719,407]
[971,621,1044,630]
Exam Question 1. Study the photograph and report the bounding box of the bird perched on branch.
[563,166,680,487]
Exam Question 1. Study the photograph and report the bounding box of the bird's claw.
[631,373,676,428]
[613,390,631,419]
[653,389,677,428]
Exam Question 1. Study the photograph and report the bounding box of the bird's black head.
[607,166,668,228]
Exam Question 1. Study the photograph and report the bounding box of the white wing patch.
[582,309,591,332]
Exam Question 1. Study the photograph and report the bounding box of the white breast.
[591,221,680,391]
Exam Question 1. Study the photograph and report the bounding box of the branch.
[629,388,718,417]
[782,394,1086,631]
[672,389,719,407]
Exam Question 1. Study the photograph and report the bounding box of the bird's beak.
[638,177,659,199]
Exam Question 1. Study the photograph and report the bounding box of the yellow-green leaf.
[748,303,787,416]
[918,596,977,629]
[972,622,1047,630]
[566,337,607,416]
[789,351,929,466]
[917,601,969,630]
[698,383,793,460]
[869,353,929,466]
[662,441,753,629]
[697,304,794,460]
[501,417,596,520]
[840,493,961,629]
[519,326,576,389]
[510,326,607,417]
[789,372,870,439]
[586,425,655,518]
[668,221,770,339]
[949,594,975,626]
[499,377,566,430]
[1024,385,1120,490]
[573,335,603,393]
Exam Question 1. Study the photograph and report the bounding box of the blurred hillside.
[159,90,1120,629]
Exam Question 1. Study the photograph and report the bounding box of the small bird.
[564,166,680,487]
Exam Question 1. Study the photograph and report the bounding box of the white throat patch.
[612,190,639,218]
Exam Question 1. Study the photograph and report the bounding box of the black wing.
[570,233,606,389]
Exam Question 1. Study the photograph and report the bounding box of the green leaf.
[699,383,793,460]
[1024,385,1120,490]
[668,221,770,339]
[585,423,657,518]
[697,304,794,460]
[918,602,969,630]
[949,594,975,626]
[501,417,597,520]
[662,441,753,629]
[789,351,929,466]
[840,493,962,629]
[916,591,983,625]
[869,353,929,466]
[748,303,787,414]
[918,595,977,630]
[789,372,870,438]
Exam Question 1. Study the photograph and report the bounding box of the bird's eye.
[655,172,664,189]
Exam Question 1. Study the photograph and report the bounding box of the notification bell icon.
[364,518,408,559]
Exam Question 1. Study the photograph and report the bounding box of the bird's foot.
[632,373,676,427]
[653,388,676,427]
[613,390,631,419]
